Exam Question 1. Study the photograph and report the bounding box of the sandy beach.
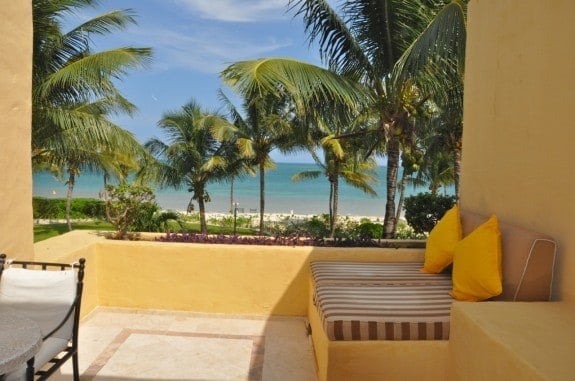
[183,210,385,223]
[34,210,385,226]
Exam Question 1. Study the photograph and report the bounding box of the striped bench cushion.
[314,283,453,341]
[310,261,452,287]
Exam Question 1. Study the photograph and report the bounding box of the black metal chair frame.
[0,253,85,381]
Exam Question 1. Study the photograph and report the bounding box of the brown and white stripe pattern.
[310,261,452,287]
[314,283,453,341]
[310,261,454,341]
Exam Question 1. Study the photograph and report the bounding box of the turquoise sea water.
[33,163,453,217]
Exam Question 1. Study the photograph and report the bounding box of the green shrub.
[355,222,384,239]
[403,193,457,234]
[33,197,106,219]
[74,198,106,218]
[395,221,427,239]
[130,205,183,233]
[208,214,254,228]
[105,183,157,238]
[303,215,331,240]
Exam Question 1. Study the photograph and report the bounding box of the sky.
[71,0,328,163]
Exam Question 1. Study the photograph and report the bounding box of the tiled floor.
[52,308,318,381]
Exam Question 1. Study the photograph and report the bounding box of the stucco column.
[460,0,575,301]
[0,1,34,259]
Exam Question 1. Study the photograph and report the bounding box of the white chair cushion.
[5,337,69,380]
[0,267,76,340]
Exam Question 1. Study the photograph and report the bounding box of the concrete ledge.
[448,301,575,381]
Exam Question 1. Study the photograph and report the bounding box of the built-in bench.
[311,261,452,341]
[307,210,557,381]
[449,301,575,381]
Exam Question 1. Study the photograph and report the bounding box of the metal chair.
[0,253,85,381]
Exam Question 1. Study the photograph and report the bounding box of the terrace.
[2,1,575,380]
[34,230,424,380]
[32,228,575,380]
[50,307,316,380]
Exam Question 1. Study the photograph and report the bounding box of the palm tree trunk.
[454,140,462,201]
[394,170,408,233]
[259,160,265,234]
[328,181,334,233]
[331,175,339,238]
[103,173,112,222]
[198,193,207,234]
[383,135,400,238]
[65,171,75,231]
[230,176,235,213]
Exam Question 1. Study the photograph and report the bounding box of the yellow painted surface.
[461,0,575,301]
[309,246,424,262]
[94,241,424,315]
[308,289,330,381]
[448,302,575,381]
[6,0,574,378]
[95,240,311,315]
[0,1,34,259]
[33,231,424,317]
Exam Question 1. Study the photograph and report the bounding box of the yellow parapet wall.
[33,230,425,318]
[94,240,312,316]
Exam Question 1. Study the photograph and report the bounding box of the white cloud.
[135,26,293,74]
[70,1,304,74]
[175,0,289,22]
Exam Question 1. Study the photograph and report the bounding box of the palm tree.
[217,90,300,234]
[221,58,373,233]
[419,84,463,198]
[60,138,143,230]
[290,97,379,236]
[33,0,152,156]
[288,0,467,237]
[293,148,378,237]
[145,100,234,233]
[32,0,153,229]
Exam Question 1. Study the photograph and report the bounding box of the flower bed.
[156,232,425,248]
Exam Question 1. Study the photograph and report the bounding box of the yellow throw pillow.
[421,205,462,273]
[450,215,503,301]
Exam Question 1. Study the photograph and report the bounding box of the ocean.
[33,163,453,217]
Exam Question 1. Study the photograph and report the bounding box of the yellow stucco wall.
[460,0,575,301]
[91,237,423,316]
[0,1,34,259]
[32,230,424,318]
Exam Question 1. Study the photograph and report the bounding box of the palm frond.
[320,135,345,159]
[288,0,372,78]
[291,170,322,182]
[341,171,378,196]
[39,47,152,101]
[391,1,466,100]
[221,57,372,116]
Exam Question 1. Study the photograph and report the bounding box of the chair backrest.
[0,254,86,342]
